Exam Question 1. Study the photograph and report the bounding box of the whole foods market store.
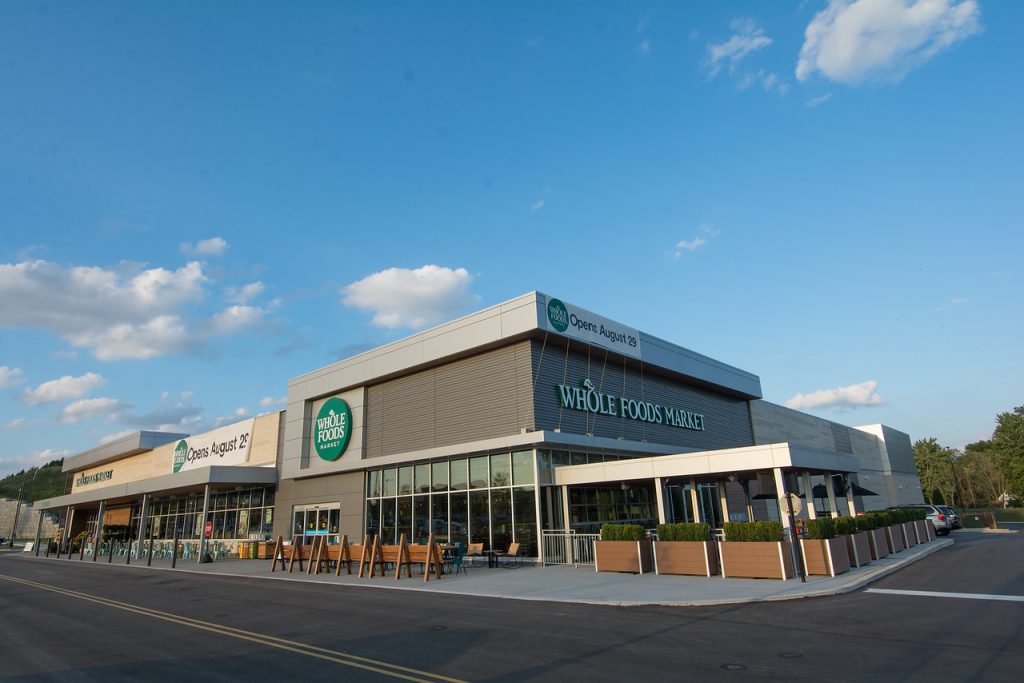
[275,292,918,563]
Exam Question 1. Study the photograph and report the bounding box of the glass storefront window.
[398,466,413,496]
[450,460,468,490]
[431,461,448,492]
[382,468,397,497]
[512,451,534,485]
[490,489,512,551]
[430,494,449,542]
[469,456,488,489]
[397,497,412,543]
[490,453,511,487]
[469,490,490,547]
[414,464,430,494]
[450,492,468,545]
[413,495,429,543]
[367,470,381,498]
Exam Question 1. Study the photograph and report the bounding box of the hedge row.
[600,523,646,541]
[723,521,783,542]
[655,522,711,542]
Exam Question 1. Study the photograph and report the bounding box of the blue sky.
[1,1,1020,476]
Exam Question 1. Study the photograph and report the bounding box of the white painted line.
[866,588,1024,603]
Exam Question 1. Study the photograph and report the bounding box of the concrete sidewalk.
[9,536,954,607]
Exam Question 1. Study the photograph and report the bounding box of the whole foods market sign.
[556,379,705,431]
[314,397,353,461]
[171,419,255,473]
[76,470,113,488]
[544,297,642,359]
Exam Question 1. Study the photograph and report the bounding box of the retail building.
[37,292,923,561]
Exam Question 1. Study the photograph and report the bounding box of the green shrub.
[656,522,710,542]
[833,516,857,536]
[854,515,876,532]
[867,511,892,527]
[804,517,836,540]
[723,521,783,542]
[600,523,645,541]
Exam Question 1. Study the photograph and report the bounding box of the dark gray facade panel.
[882,425,916,474]
[363,342,535,459]
[831,422,854,454]
[272,472,365,541]
[532,342,755,451]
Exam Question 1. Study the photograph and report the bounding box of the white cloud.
[59,397,123,424]
[0,258,265,360]
[796,0,982,85]
[706,17,773,78]
[950,297,968,305]
[52,350,78,359]
[637,38,651,55]
[0,365,23,388]
[530,200,546,212]
[225,281,265,304]
[342,265,479,329]
[23,372,104,405]
[180,237,229,256]
[259,396,286,408]
[785,380,885,410]
[736,69,789,94]
[1,417,31,430]
[674,238,707,256]
[208,305,264,335]
[806,92,834,107]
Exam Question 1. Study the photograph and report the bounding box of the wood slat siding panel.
[363,342,534,459]
[531,342,755,451]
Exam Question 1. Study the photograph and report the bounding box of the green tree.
[913,438,958,506]
[990,406,1024,498]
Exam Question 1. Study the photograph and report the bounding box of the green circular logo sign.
[314,397,353,461]
[547,298,569,332]
[172,440,188,473]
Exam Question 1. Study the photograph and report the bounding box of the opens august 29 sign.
[314,397,353,461]
[171,419,255,473]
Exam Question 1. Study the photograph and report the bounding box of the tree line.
[914,406,1024,508]
[0,460,67,503]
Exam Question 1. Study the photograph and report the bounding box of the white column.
[136,494,150,554]
[654,477,667,525]
[197,484,211,562]
[773,469,792,533]
[825,473,840,518]
[717,482,730,524]
[92,500,106,561]
[689,480,701,523]
[845,475,859,516]
[802,471,816,519]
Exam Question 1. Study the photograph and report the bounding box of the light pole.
[10,467,41,547]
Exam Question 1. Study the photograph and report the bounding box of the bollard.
[171,530,180,569]
[79,541,85,561]
[147,533,155,567]
[45,539,51,558]
[108,540,114,563]
[126,540,132,565]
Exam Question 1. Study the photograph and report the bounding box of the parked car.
[938,505,961,530]
[891,504,952,536]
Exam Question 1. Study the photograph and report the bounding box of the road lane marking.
[866,588,1024,603]
[0,573,466,683]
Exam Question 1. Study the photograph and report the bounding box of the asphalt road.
[0,532,1021,682]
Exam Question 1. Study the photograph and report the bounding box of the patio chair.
[446,544,467,575]
[465,542,484,567]
[497,542,522,567]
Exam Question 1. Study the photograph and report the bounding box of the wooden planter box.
[902,522,918,547]
[868,528,890,559]
[720,541,794,580]
[886,525,905,553]
[595,540,653,574]
[845,531,872,568]
[914,520,930,543]
[801,537,851,577]
[653,541,719,576]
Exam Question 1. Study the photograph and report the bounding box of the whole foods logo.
[547,298,569,332]
[314,397,353,461]
[172,440,189,473]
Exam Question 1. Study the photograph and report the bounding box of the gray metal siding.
[831,422,854,454]
[363,341,535,458]
[532,341,754,450]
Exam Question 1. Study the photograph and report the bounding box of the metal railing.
[541,530,600,567]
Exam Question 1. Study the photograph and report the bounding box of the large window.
[365,451,538,556]
[292,502,342,545]
[139,486,275,542]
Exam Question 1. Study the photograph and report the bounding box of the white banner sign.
[543,296,642,359]
[171,419,255,474]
